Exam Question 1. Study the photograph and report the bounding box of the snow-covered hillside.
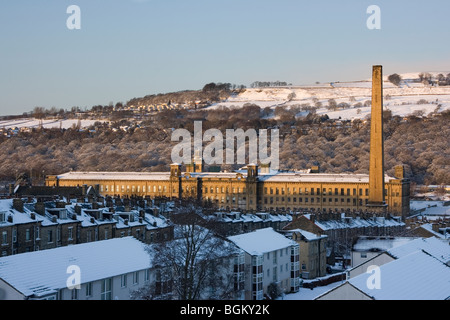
[0,118,102,130]
[208,72,450,120]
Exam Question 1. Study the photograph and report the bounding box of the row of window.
[97,184,399,199]
[70,270,151,300]
[262,187,370,196]
[100,184,169,193]
[1,227,106,246]
[263,197,369,205]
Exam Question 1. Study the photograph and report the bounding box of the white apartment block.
[228,227,300,300]
[0,237,154,300]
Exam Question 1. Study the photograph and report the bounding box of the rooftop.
[352,236,416,252]
[55,171,399,184]
[0,237,151,298]
[348,250,450,300]
[227,227,297,256]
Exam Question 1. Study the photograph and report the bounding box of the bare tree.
[132,205,242,300]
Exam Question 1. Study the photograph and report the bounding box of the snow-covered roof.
[258,173,396,184]
[418,223,450,239]
[387,237,450,264]
[227,227,297,256]
[57,171,170,181]
[305,213,405,231]
[348,250,450,300]
[352,236,416,252]
[210,211,293,225]
[0,199,42,226]
[289,228,328,241]
[0,237,151,298]
[55,171,400,184]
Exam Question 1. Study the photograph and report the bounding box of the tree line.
[0,106,448,190]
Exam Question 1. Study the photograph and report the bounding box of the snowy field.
[207,71,450,120]
[0,118,104,130]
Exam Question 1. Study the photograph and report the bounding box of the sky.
[1,0,450,116]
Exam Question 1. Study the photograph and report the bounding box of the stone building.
[0,197,173,257]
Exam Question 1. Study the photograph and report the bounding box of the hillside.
[207,72,450,120]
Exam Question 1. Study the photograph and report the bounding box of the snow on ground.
[282,280,344,300]
[0,118,104,130]
[207,75,450,120]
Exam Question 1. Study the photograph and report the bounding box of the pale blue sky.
[1,0,449,115]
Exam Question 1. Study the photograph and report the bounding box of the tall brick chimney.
[367,65,387,213]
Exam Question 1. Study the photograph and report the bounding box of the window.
[48,230,53,243]
[361,253,367,258]
[86,282,92,297]
[12,229,17,243]
[1,231,7,245]
[121,274,127,288]
[68,227,73,240]
[145,269,150,282]
[36,227,40,240]
[101,278,112,300]
[26,229,31,241]
[104,228,109,240]
[71,288,79,300]
[133,271,139,285]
